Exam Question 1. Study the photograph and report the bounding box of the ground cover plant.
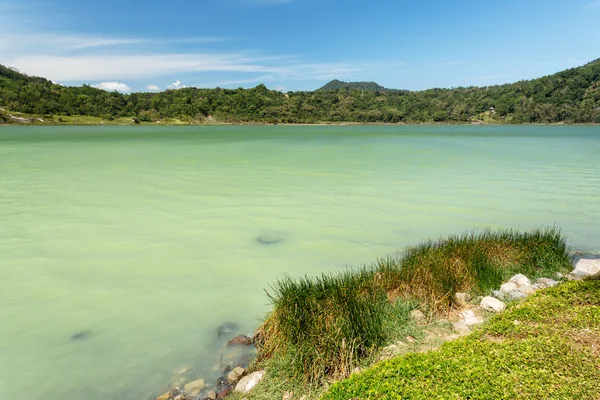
[322,276,600,400]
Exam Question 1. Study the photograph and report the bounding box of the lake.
[1,125,599,400]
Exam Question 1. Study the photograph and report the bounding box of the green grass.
[254,227,572,386]
[323,278,600,400]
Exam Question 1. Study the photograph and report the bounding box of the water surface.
[1,125,599,399]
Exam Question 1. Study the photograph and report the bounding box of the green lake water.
[0,125,599,399]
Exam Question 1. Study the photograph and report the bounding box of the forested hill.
[318,79,388,91]
[1,60,600,124]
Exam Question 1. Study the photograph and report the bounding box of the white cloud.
[5,53,363,83]
[167,80,187,90]
[92,81,132,92]
[146,84,161,91]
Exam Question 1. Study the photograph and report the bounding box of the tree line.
[1,59,599,124]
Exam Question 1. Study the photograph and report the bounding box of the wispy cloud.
[146,84,161,91]
[582,0,600,9]
[92,81,132,92]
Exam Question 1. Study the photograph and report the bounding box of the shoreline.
[2,120,599,127]
[154,250,599,400]
[150,229,599,400]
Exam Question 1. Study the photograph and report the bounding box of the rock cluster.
[453,257,600,336]
[155,322,265,400]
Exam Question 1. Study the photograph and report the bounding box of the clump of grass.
[384,226,572,312]
[255,268,388,384]
[323,279,600,400]
[255,227,572,385]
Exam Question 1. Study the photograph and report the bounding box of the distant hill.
[318,79,387,91]
[1,59,599,124]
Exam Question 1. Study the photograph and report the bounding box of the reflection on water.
[0,125,599,399]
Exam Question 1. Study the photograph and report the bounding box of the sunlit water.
[1,125,599,399]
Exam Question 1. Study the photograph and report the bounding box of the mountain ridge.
[1,59,599,124]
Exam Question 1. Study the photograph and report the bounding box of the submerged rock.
[183,379,205,397]
[70,330,91,341]
[256,232,284,245]
[227,334,253,347]
[216,322,239,337]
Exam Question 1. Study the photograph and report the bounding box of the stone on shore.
[492,290,506,300]
[518,284,537,295]
[410,309,426,324]
[480,296,506,313]
[235,370,265,393]
[459,310,483,326]
[500,282,518,293]
[454,292,472,305]
[183,379,205,397]
[452,321,471,336]
[227,366,245,383]
[573,259,600,277]
[507,291,527,301]
[508,274,531,286]
[205,390,217,400]
[536,278,559,287]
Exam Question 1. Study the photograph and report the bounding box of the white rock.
[500,282,518,293]
[480,296,506,313]
[573,259,600,277]
[509,274,531,286]
[454,292,472,305]
[459,310,483,326]
[452,321,471,336]
[235,370,265,393]
[492,290,506,300]
[536,278,559,287]
[410,309,426,324]
[507,291,526,301]
[517,285,537,295]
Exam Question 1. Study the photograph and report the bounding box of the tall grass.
[255,227,572,385]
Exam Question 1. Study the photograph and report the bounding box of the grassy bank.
[249,227,572,392]
[323,276,600,399]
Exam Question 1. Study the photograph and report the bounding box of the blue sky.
[1,0,599,92]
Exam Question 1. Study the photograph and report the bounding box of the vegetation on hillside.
[323,277,600,399]
[317,79,388,92]
[1,60,600,124]
[253,228,572,386]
